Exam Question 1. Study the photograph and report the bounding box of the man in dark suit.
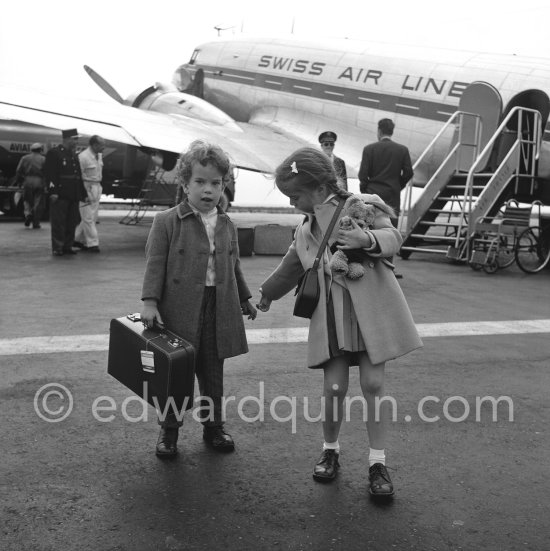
[319,131,348,190]
[358,118,413,225]
[359,119,413,278]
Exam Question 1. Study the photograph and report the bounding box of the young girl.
[141,141,257,457]
[257,147,422,496]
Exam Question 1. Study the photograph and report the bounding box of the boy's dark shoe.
[73,241,86,249]
[155,427,179,457]
[24,216,32,227]
[313,449,340,482]
[203,426,235,452]
[62,248,78,255]
[87,246,100,253]
[32,223,41,229]
[368,463,394,496]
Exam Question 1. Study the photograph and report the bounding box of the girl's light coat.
[261,194,423,367]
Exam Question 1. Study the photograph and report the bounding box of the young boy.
[141,141,257,457]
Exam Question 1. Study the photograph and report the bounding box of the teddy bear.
[329,196,378,280]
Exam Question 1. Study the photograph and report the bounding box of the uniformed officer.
[44,129,87,256]
[318,131,348,190]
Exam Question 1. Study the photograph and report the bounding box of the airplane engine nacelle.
[125,84,240,130]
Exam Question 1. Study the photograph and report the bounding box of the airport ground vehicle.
[515,219,550,273]
[468,200,550,273]
[468,200,535,273]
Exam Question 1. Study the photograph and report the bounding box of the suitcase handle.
[127,312,164,331]
[127,313,185,349]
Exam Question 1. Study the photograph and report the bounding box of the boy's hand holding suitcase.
[141,299,165,329]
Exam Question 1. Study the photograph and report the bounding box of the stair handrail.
[401,110,481,232]
[460,106,542,247]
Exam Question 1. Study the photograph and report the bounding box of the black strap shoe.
[313,449,340,482]
[155,427,179,457]
[62,248,78,255]
[368,463,394,496]
[203,427,235,452]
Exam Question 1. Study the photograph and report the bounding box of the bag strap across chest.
[311,198,346,271]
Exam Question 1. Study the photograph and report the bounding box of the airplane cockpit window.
[189,50,199,65]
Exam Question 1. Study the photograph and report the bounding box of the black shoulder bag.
[293,198,346,319]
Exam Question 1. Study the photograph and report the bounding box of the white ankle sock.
[369,448,385,467]
[323,440,340,453]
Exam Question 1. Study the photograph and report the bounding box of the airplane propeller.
[83,64,239,129]
[83,65,125,104]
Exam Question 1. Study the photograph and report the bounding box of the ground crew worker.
[74,135,105,253]
[15,143,46,228]
[44,128,87,256]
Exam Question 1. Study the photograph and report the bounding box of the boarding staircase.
[119,166,178,225]
[399,106,542,261]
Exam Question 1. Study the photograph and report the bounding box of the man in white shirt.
[75,135,105,252]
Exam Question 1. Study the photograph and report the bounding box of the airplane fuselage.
[175,36,550,182]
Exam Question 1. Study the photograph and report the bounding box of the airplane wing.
[0,85,301,174]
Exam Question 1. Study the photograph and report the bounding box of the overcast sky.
[1,0,548,103]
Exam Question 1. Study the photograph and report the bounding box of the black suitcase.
[108,313,196,413]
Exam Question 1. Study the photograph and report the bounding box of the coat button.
[368,262,374,268]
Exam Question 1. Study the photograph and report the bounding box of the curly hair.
[274,147,351,200]
[177,140,231,184]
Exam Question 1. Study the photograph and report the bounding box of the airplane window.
[189,50,199,65]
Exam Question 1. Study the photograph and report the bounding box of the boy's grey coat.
[142,201,251,359]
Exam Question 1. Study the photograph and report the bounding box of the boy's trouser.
[75,182,101,247]
[159,287,224,429]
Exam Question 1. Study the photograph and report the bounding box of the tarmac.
[1,207,549,551]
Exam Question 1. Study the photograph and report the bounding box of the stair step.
[418,221,461,227]
[446,184,485,189]
[400,246,448,254]
[428,209,465,215]
[409,234,457,241]
[452,172,494,178]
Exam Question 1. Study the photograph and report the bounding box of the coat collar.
[176,199,229,221]
[304,195,342,243]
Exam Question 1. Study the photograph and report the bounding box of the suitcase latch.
[167,338,183,348]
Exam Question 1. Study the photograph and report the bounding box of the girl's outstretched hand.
[241,299,258,320]
[256,290,272,313]
[337,219,372,249]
